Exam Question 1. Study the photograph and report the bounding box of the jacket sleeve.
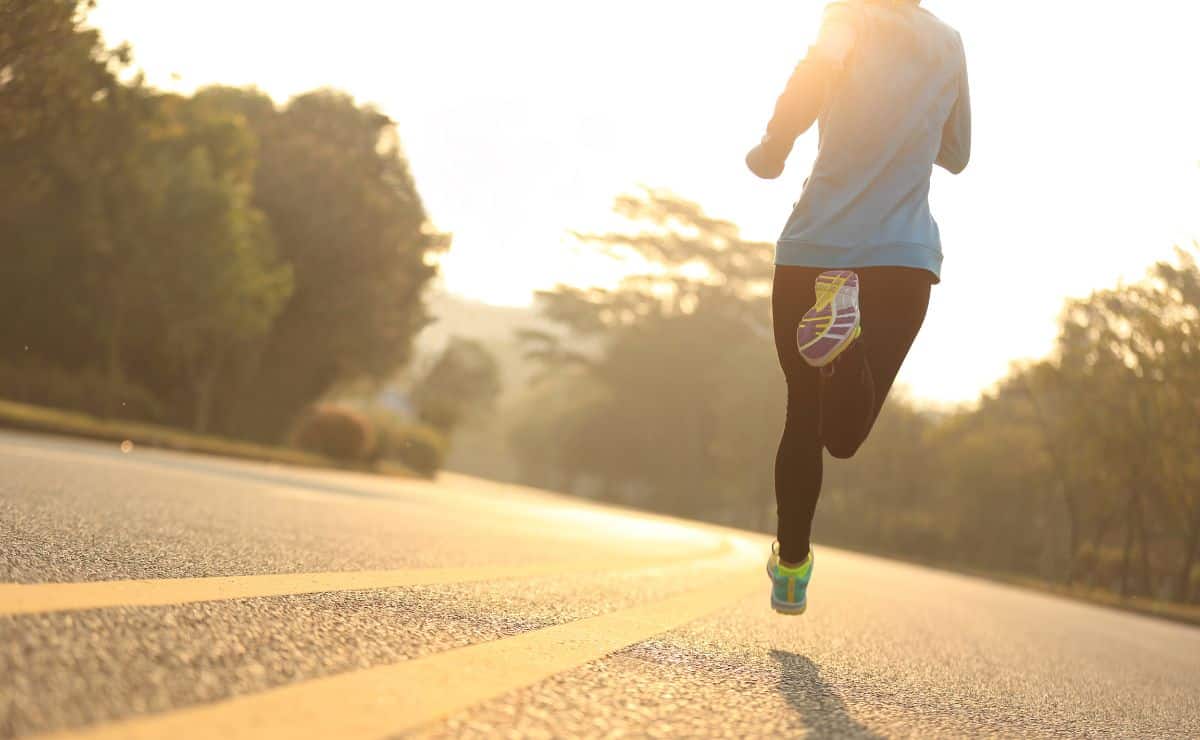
[765,2,857,142]
[936,39,972,174]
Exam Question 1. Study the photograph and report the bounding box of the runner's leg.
[772,266,823,564]
[820,267,931,458]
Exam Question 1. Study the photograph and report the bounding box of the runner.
[746,0,971,614]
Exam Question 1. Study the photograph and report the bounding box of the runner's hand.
[746,134,792,179]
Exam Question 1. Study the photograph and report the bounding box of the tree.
[0,0,162,413]
[142,96,292,431]
[411,337,501,434]
[198,88,448,441]
[515,189,779,525]
[513,191,1199,605]
[0,0,128,222]
[0,10,442,442]
[990,244,1200,600]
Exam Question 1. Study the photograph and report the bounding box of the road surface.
[2,430,1198,738]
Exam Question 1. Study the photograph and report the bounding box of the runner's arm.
[936,42,971,174]
[747,3,856,179]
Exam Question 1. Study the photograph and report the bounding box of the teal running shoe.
[766,541,813,616]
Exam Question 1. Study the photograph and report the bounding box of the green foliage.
[410,337,502,433]
[137,95,293,432]
[823,245,1200,604]
[512,189,1200,606]
[0,398,330,470]
[0,0,129,220]
[507,369,611,492]
[0,7,441,445]
[0,0,150,383]
[513,189,778,518]
[371,416,447,477]
[198,87,448,442]
[0,357,162,422]
[291,405,377,463]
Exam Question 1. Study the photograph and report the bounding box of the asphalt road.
[2,430,1198,739]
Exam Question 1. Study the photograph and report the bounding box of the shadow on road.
[771,650,882,739]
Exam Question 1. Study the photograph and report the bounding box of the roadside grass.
[983,572,1200,628]
[0,398,410,476]
[880,549,1200,628]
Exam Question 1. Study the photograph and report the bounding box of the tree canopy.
[1,1,444,441]
[511,190,1200,605]
[515,189,779,516]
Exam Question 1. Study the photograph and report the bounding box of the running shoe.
[766,541,813,616]
[796,270,862,367]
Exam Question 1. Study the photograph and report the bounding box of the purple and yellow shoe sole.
[796,270,861,368]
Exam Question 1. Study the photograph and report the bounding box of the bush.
[371,414,446,477]
[291,405,377,463]
[0,358,163,422]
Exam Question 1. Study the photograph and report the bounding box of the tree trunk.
[190,346,228,434]
[1018,374,1082,585]
[1085,506,1120,587]
[193,374,216,434]
[1119,494,1136,598]
[1060,483,1081,586]
[1136,496,1153,598]
[103,302,125,419]
[1177,507,1200,603]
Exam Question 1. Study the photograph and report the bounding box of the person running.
[746,0,971,615]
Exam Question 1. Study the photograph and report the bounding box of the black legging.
[772,265,932,563]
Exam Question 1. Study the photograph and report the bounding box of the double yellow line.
[8,539,761,739]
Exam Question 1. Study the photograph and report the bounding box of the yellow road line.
[0,542,733,617]
[43,570,760,739]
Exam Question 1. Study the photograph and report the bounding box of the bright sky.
[89,1,1200,404]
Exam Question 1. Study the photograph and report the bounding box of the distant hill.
[416,292,556,482]
[419,292,551,400]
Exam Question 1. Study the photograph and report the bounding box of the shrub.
[371,415,446,477]
[291,405,377,463]
[0,358,163,422]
